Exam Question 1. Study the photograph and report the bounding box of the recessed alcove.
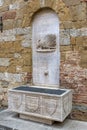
[32,8,60,87]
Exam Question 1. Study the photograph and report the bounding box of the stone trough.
[8,86,72,124]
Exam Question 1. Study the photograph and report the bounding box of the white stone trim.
[0,72,24,82]
[0,58,10,66]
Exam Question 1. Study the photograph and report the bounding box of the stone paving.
[0,109,87,130]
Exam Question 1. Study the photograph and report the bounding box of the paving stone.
[0,110,87,130]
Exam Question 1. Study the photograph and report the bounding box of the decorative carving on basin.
[36,34,56,52]
[25,95,40,113]
[43,98,58,116]
[63,96,69,115]
[9,93,22,109]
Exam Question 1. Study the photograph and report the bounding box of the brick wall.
[0,0,87,121]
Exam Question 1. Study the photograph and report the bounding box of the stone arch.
[23,0,72,27]
[31,7,59,24]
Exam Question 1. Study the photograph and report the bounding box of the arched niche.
[32,8,60,88]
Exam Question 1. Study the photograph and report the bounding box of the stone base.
[20,114,54,125]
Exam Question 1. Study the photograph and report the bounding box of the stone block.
[10,58,23,67]
[0,58,10,67]
[0,87,3,94]
[22,66,32,73]
[0,36,16,42]
[15,27,31,35]
[22,14,31,27]
[76,37,83,46]
[0,0,4,6]
[70,3,86,21]
[2,29,16,36]
[13,41,23,52]
[21,34,32,48]
[0,52,13,58]
[7,65,16,73]
[3,0,12,6]
[2,11,16,20]
[83,37,87,50]
[70,29,81,37]
[62,21,74,29]
[58,8,72,21]
[9,3,20,10]
[80,51,87,68]
[71,37,76,45]
[73,20,87,28]
[16,66,22,73]
[45,0,54,8]
[81,28,87,36]
[23,59,32,66]
[75,37,87,51]
[1,80,9,88]
[63,0,80,6]
[21,48,32,54]
[21,41,31,48]
[0,34,16,42]
[0,42,15,54]
[0,6,9,12]
[14,53,21,58]
[0,72,23,83]
[0,67,7,72]
[60,45,72,52]
[60,29,70,45]
[3,19,15,30]
[14,19,22,28]
[60,52,66,61]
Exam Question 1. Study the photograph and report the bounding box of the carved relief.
[36,34,56,51]
[10,93,22,109]
[63,96,69,115]
[43,98,57,116]
[25,95,40,113]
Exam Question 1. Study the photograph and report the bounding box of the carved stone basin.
[8,86,72,124]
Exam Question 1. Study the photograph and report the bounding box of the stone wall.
[0,0,87,121]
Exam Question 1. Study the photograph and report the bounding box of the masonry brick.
[2,11,16,20]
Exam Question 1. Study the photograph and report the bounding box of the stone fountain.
[8,9,72,125]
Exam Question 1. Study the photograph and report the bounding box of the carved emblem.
[37,34,56,50]
[11,94,22,109]
[44,98,57,116]
[25,96,40,113]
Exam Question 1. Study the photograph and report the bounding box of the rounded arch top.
[21,0,72,28]
[26,0,72,26]
[32,7,59,24]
